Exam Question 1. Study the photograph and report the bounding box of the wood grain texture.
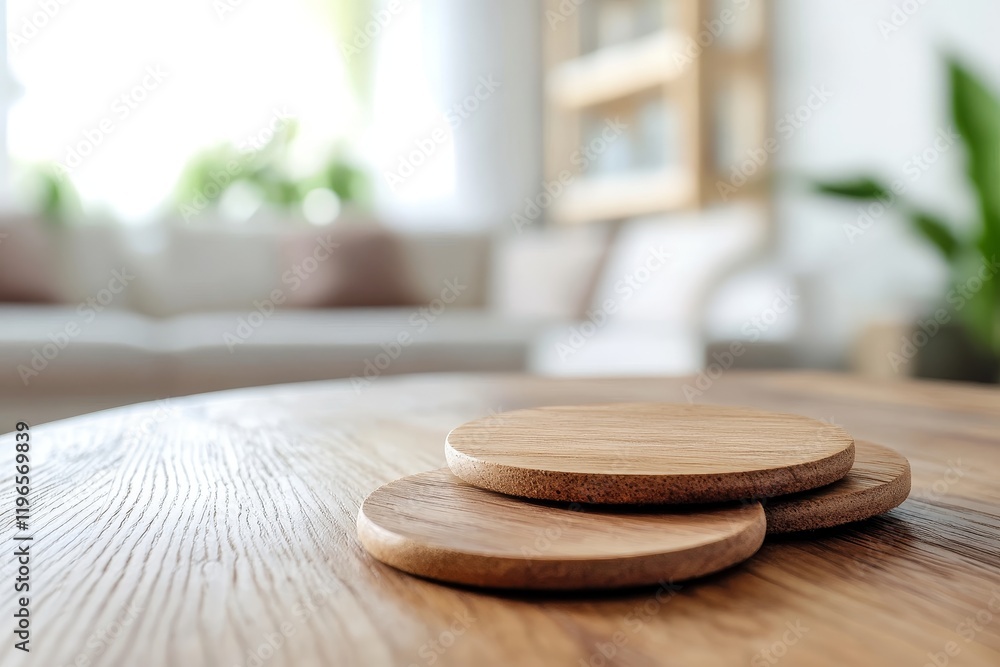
[357,468,765,590]
[446,403,855,503]
[0,371,998,667]
[763,440,911,534]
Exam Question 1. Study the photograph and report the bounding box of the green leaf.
[813,177,892,200]
[909,211,961,260]
[31,164,82,225]
[949,58,1000,265]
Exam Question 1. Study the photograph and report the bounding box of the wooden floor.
[0,371,998,666]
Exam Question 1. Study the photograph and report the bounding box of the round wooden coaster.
[763,440,911,534]
[445,403,855,504]
[357,469,766,590]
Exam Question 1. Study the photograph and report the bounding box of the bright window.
[7,0,360,222]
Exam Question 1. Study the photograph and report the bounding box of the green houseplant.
[173,121,369,224]
[19,163,84,226]
[813,57,1000,382]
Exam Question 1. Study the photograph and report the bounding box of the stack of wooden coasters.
[357,404,910,591]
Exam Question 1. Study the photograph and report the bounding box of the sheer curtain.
[371,0,543,229]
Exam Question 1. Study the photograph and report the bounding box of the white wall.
[373,0,543,229]
[772,0,1000,355]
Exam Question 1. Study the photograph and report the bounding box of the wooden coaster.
[357,469,766,590]
[763,440,911,534]
[446,403,855,504]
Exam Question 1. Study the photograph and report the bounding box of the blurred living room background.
[2,0,999,427]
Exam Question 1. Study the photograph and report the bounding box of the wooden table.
[2,372,998,666]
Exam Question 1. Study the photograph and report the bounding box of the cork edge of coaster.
[445,441,856,505]
[763,446,912,534]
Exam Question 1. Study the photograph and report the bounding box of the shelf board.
[551,168,694,224]
[546,30,689,110]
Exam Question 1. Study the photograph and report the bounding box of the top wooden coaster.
[763,440,911,534]
[357,469,766,590]
[446,403,855,504]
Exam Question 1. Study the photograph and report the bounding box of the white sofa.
[0,205,767,426]
[0,219,556,425]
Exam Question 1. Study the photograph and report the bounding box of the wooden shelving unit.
[543,0,770,225]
